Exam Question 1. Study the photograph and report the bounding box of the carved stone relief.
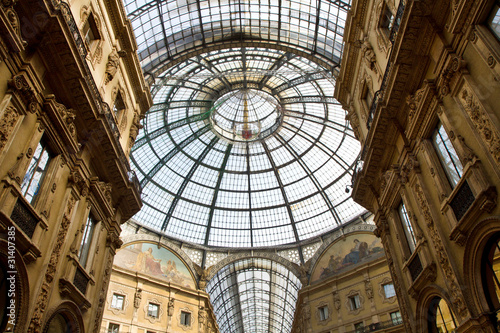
[413,182,469,319]
[0,105,19,154]
[459,87,500,167]
[27,194,77,333]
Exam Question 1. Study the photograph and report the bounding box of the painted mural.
[114,242,195,288]
[311,233,384,282]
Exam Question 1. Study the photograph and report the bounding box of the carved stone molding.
[92,252,113,333]
[413,182,469,319]
[437,55,466,99]
[459,87,500,167]
[8,74,38,113]
[0,105,20,154]
[28,194,77,333]
[0,0,27,51]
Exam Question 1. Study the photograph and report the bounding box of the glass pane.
[384,283,396,298]
[21,140,51,204]
[79,216,95,267]
[399,202,417,252]
[488,4,500,40]
[432,123,463,187]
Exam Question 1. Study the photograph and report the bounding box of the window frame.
[180,310,191,326]
[82,12,101,51]
[318,305,329,321]
[108,323,120,333]
[78,214,97,269]
[349,294,361,311]
[398,201,417,253]
[21,139,52,205]
[487,1,500,40]
[431,123,463,188]
[383,282,396,298]
[111,293,125,310]
[379,1,394,36]
[147,302,160,318]
[390,311,402,325]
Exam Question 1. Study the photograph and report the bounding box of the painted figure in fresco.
[133,247,163,275]
[342,239,368,265]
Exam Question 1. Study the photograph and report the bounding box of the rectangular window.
[383,283,396,298]
[380,3,394,34]
[108,323,119,333]
[83,12,101,49]
[390,311,402,325]
[148,303,159,318]
[432,123,463,188]
[21,139,51,204]
[349,295,361,310]
[111,294,125,310]
[399,202,417,252]
[78,215,96,268]
[180,311,191,326]
[354,322,364,333]
[113,91,126,121]
[488,2,500,40]
[318,305,328,321]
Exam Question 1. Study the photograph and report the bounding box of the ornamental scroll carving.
[413,183,469,319]
[8,74,39,113]
[54,101,77,140]
[0,105,19,154]
[459,88,500,166]
[0,0,27,50]
[92,252,114,333]
[28,194,77,333]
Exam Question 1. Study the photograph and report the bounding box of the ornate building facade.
[336,0,500,331]
[0,0,151,331]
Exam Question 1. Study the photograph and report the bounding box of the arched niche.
[464,216,500,327]
[42,301,84,333]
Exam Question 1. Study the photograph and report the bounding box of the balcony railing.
[50,1,141,194]
[367,0,406,129]
[345,318,404,333]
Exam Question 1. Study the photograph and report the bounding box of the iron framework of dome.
[125,0,363,249]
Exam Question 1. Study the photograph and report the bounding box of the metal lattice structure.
[206,258,302,333]
[123,1,366,331]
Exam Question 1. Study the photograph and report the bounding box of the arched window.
[428,297,457,333]
[482,234,500,329]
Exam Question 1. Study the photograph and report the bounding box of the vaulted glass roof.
[130,47,363,247]
[123,0,351,81]
[206,258,302,333]
[125,0,363,331]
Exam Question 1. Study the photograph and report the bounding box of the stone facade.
[336,0,500,331]
[0,0,151,331]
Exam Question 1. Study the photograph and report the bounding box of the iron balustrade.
[11,199,38,238]
[345,318,404,333]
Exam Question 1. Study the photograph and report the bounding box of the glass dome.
[210,89,283,142]
[130,47,363,248]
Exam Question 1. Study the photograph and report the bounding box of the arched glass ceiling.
[123,0,351,79]
[206,258,302,333]
[130,47,364,248]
